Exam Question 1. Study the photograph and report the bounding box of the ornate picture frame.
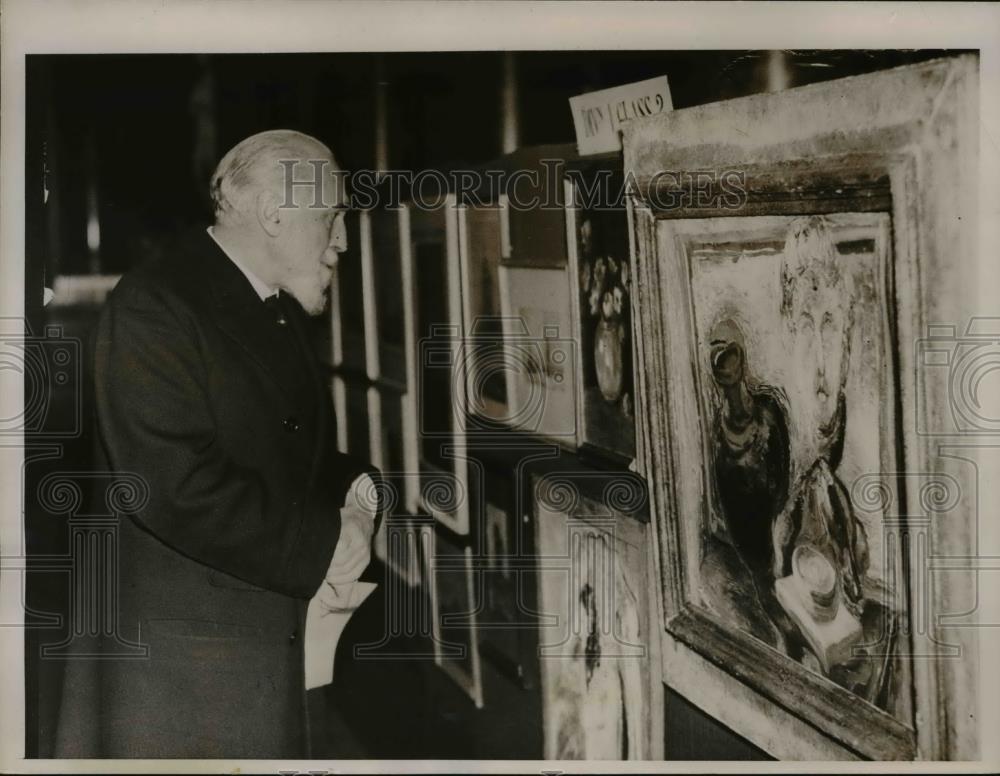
[627,56,979,760]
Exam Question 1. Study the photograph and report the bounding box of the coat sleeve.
[92,280,354,598]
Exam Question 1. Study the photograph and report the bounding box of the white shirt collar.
[207,226,278,301]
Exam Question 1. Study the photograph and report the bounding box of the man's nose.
[329,219,348,253]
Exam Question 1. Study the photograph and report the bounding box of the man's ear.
[256,190,282,237]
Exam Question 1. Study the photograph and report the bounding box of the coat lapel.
[199,230,332,475]
[201,231,302,405]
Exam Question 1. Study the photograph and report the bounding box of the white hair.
[209,129,330,223]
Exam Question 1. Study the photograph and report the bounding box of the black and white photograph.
[1,1,999,772]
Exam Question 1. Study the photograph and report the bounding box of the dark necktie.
[264,293,313,370]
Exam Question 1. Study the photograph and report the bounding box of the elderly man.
[54,130,378,758]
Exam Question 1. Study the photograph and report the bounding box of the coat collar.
[201,229,290,390]
[206,225,278,301]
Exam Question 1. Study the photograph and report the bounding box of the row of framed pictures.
[325,155,656,755]
[327,160,637,537]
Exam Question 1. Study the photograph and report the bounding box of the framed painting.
[430,529,485,709]
[406,195,473,535]
[457,201,512,428]
[565,168,637,463]
[626,56,979,760]
[532,470,656,760]
[498,264,577,446]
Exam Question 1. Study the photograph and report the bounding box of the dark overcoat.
[54,228,373,758]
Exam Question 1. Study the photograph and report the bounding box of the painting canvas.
[498,265,577,445]
[458,203,510,427]
[565,173,636,462]
[431,530,484,708]
[667,212,910,723]
[534,474,651,760]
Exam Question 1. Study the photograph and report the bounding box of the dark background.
[24,49,955,760]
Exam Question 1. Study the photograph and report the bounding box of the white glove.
[318,474,377,609]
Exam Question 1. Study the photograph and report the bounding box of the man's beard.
[281,280,329,317]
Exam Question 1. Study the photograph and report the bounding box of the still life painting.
[566,173,636,461]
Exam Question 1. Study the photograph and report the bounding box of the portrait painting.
[623,55,982,760]
[533,474,652,760]
[665,212,911,724]
[565,170,636,462]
